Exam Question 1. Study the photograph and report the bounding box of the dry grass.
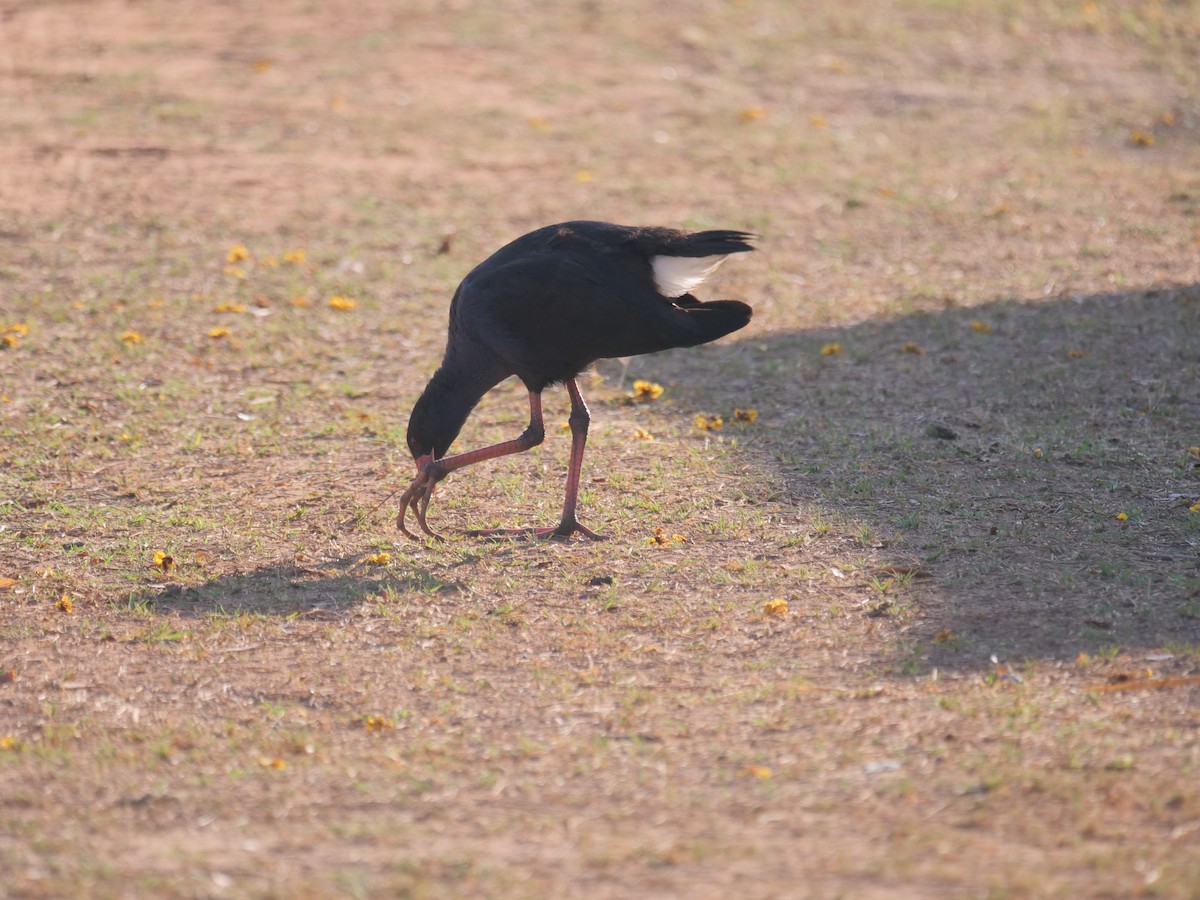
[2,0,1199,896]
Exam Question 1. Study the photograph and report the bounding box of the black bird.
[398,220,754,540]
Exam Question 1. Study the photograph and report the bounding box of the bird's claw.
[558,518,605,541]
[464,517,606,542]
[396,462,446,541]
[397,459,605,544]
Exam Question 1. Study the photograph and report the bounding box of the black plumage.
[398,220,754,540]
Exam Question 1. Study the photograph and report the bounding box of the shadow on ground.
[132,285,1200,671]
[142,557,458,618]
[647,283,1200,665]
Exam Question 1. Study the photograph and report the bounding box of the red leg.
[555,378,603,539]
[397,391,545,540]
[465,378,604,541]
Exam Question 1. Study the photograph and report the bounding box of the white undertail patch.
[651,254,729,298]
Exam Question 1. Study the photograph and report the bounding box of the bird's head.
[406,412,438,473]
[406,382,462,471]
[406,358,498,476]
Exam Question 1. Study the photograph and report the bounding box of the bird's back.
[448,221,754,390]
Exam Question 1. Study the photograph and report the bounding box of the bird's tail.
[670,298,753,347]
[651,231,756,298]
[668,230,756,257]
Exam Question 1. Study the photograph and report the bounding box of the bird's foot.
[465,517,605,542]
[396,461,447,541]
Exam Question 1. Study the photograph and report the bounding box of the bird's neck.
[408,359,502,460]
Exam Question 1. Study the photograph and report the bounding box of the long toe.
[464,525,576,541]
[463,521,604,541]
[397,514,418,541]
[554,518,605,541]
[396,482,422,540]
[414,496,444,541]
[398,500,427,541]
[396,494,418,540]
[415,510,444,541]
[463,525,539,540]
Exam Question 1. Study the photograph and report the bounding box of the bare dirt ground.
[1,0,1199,896]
